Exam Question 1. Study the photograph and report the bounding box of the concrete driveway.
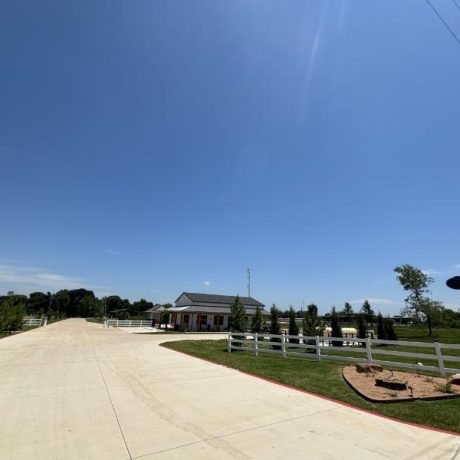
[0,319,458,460]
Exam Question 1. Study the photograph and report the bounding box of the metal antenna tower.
[247,268,251,298]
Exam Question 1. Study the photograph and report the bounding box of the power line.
[425,0,460,47]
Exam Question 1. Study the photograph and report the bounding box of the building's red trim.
[162,344,460,438]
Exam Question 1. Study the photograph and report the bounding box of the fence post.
[116,320,119,327]
[366,338,373,363]
[255,333,259,357]
[43,317,48,327]
[228,332,232,353]
[315,336,321,362]
[129,320,132,327]
[282,332,286,358]
[434,342,446,377]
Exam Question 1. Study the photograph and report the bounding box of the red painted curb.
[161,343,460,438]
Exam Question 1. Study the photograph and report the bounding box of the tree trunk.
[427,314,432,337]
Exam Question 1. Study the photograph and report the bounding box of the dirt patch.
[343,366,460,403]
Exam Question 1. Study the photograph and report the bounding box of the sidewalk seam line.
[131,408,333,459]
[93,350,133,460]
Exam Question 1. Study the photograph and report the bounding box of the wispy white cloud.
[203,281,211,287]
[349,298,397,306]
[0,262,111,296]
[422,269,443,276]
[105,248,120,256]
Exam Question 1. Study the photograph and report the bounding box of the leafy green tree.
[104,295,128,316]
[52,290,70,318]
[377,312,385,340]
[131,299,154,316]
[420,298,444,336]
[330,306,343,347]
[394,264,444,336]
[361,300,375,325]
[228,295,247,332]
[302,304,324,336]
[269,304,282,350]
[0,297,25,334]
[302,304,324,353]
[251,306,264,333]
[377,312,398,341]
[342,302,354,319]
[28,292,50,315]
[288,306,299,344]
[356,313,367,346]
[384,317,398,341]
[79,295,102,317]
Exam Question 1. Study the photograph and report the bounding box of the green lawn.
[161,339,460,434]
[395,327,460,344]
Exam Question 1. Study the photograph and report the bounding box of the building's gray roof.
[176,292,264,307]
[168,305,270,316]
[144,305,166,313]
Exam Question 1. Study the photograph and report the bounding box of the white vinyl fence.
[23,318,47,327]
[227,332,460,377]
[104,319,152,328]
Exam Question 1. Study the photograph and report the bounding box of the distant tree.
[288,306,299,344]
[441,308,460,328]
[131,299,154,316]
[384,317,398,341]
[0,296,25,334]
[330,306,343,347]
[251,306,264,333]
[356,314,367,347]
[228,295,247,333]
[420,298,444,336]
[342,302,354,318]
[270,304,282,350]
[302,304,324,353]
[302,304,324,336]
[52,290,70,318]
[394,264,443,336]
[377,312,387,339]
[79,295,103,317]
[361,300,375,325]
[160,304,171,329]
[28,292,49,315]
[104,296,127,316]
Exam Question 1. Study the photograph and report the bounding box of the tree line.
[0,289,164,334]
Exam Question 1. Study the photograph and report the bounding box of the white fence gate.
[104,319,152,328]
[227,332,460,377]
[23,318,47,327]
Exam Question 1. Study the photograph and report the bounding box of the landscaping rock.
[375,378,407,391]
[356,363,383,373]
[448,374,460,385]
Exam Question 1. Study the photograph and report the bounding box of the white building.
[168,292,267,332]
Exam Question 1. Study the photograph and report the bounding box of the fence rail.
[227,332,460,377]
[23,318,46,327]
[104,319,152,328]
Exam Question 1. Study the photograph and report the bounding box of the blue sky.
[1,0,460,314]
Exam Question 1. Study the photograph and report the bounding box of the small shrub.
[435,382,453,394]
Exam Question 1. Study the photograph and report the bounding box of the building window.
[200,315,207,325]
[213,316,224,326]
[184,314,189,324]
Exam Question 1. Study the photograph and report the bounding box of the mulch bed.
[343,366,460,403]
